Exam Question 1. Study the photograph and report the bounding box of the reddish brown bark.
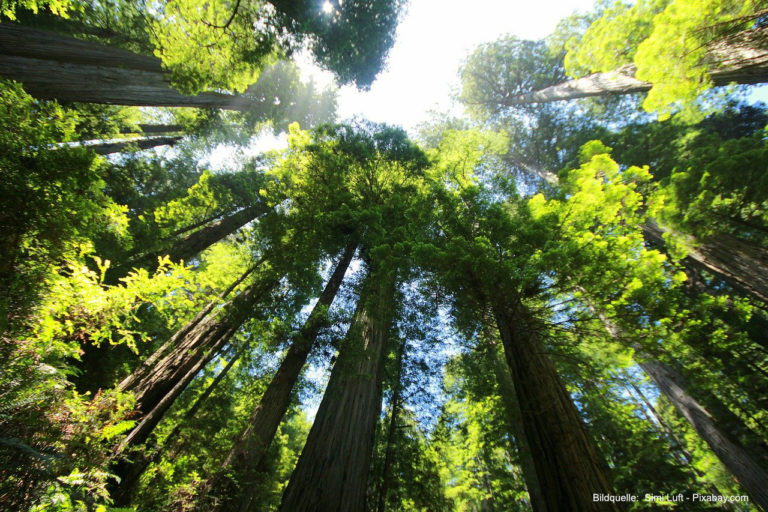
[197,242,356,511]
[279,267,397,512]
[492,299,621,512]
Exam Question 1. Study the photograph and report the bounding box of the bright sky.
[209,0,596,169]
[303,0,596,133]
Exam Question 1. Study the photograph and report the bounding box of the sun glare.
[322,1,334,14]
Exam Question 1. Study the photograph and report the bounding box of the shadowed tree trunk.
[113,344,246,505]
[196,242,356,512]
[491,298,622,512]
[586,294,768,509]
[279,265,398,512]
[86,136,183,155]
[641,221,768,305]
[118,272,278,427]
[488,339,549,512]
[0,24,255,110]
[137,124,184,134]
[376,338,406,512]
[108,202,269,282]
[501,26,768,106]
[639,359,768,510]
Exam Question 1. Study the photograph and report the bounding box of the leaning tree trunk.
[375,338,406,512]
[488,339,549,512]
[136,124,184,135]
[279,265,398,512]
[642,221,768,305]
[502,26,768,106]
[112,344,246,505]
[118,272,278,426]
[197,242,356,512]
[0,24,255,110]
[491,298,621,512]
[515,161,768,306]
[109,202,269,282]
[86,135,183,155]
[639,360,768,510]
[585,293,768,509]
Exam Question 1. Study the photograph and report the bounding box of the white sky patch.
[296,0,596,133]
[204,130,288,171]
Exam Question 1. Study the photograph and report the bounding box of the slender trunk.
[279,266,398,512]
[489,342,548,512]
[639,359,768,510]
[137,124,184,135]
[197,243,356,511]
[121,274,277,420]
[491,298,621,511]
[86,136,183,155]
[503,26,768,105]
[376,339,406,512]
[112,345,245,505]
[0,24,254,110]
[586,295,768,509]
[642,221,768,304]
[118,262,261,393]
[110,203,268,281]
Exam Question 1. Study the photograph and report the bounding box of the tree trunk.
[0,24,255,110]
[120,273,277,422]
[586,294,768,509]
[112,344,245,505]
[642,221,768,305]
[376,339,406,512]
[503,26,768,106]
[198,242,356,511]
[279,266,398,512]
[110,203,268,281]
[491,299,621,512]
[639,359,768,510]
[488,341,549,512]
[86,136,183,155]
[137,124,184,135]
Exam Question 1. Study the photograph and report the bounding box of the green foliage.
[564,0,765,118]
[0,80,126,332]
[0,0,72,19]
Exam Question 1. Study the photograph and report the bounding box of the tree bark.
[376,338,406,512]
[110,202,269,281]
[586,294,768,509]
[639,359,768,510]
[120,273,277,422]
[279,266,398,512]
[85,136,183,155]
[491,298,621,512]
[112,344,245,505]
[197,242,356,511]
[642,221,768,305]
[137,124,184,135]
[0,24,255,110]
[489,341,549,512]
[502,26,768,106]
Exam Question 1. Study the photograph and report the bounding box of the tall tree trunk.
[586,294,768,509]
[197,242,356,511]
[137,124,184,135]
[113,344,246,505]
[502,26,768,106]
[110,203,268,281]
[279,265,398,512]
[0,24,255,110]
[119,273,277,423]
[639,359,768,510]
[513,160,768,305]
[376,338,406,512]
[86,135,183,155]
[488,340,549,512]
[491,298,621,512]
[642,221,768,304]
